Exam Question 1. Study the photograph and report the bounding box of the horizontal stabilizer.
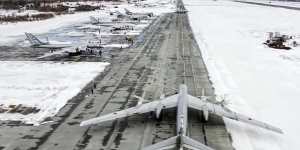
[143,136,177,150]
[182,136,215,150]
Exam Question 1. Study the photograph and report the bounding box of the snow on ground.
[64,31,85,37]
[0,61,109,125]
[0,0,175,44]
[0,0,175,125]
[107,0,176,15]
[62,1,104,7]
[0,9,49,16]
[183,0,300,150]
[237,0,300,8]
[99,32,140,36]
[103,43,129,48]
[0,10,100,44]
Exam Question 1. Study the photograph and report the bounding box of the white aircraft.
[90,16,140,27]
[90,16,116,26]
[90,16,101,24]
[115,10,149,21]
[25,33,71,49]
[81,84,283,150]
[115,11,127,18]
[124,8,153,17]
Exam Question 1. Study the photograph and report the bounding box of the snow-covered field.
[237,0,300,8]
[0,61,109,125]
[0,0,175,45]
[0,9,49,16]
[0,11,99,44]
[183,0,300,150]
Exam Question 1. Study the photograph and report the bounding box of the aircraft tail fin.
[143,136,177,150]
[90,16,99,24]
[25,32,45,46]
[124,8,131,15]
[115,11,124,16]
[182,136,215,150]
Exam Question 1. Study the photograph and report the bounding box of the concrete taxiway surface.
[0,3,234,150]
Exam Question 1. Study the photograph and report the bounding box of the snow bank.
[0,61,109,125]
[237,0,300,8]
[183,0,300,150]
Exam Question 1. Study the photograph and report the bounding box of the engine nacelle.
[155,103,163,119]
[136,97,143,106]
[203,110,209,121]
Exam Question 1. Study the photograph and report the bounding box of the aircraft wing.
[188,95,283,134]
[80,94,178,126]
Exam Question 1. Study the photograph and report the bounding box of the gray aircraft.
[90,16,140,27]
[110,9,151,21]
[124,8,154,17]
[80,84,283,150]
[90,16,114,26]
[25,32,71,49]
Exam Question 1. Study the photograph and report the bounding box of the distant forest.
[278,0,300,1]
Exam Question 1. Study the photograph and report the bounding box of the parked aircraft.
[115,11,127,18]
[111,24,134,31]
[90,16,142,27]
[124,8,154,17]
[90,16,114,27]
[90,16,101,24]
[86,39,130,49]
[115,10,150,21]
[81,84,283,149]
[25,33,71,49]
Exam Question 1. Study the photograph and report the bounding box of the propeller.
[215,94,231,107]
[133,95,145,106]
[198,88,211,101]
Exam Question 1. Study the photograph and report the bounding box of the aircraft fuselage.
[32,44,70,49]
[176,84,189,150]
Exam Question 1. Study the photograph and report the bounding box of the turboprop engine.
[155,102,163,119]
[203,110,209,121]
[133,95,145,107]
[154,94,166,119]
[200,88,210,121]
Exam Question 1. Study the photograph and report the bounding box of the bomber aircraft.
[124,8,154,17]
[81,84,283,150]
[25,32,71,50]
